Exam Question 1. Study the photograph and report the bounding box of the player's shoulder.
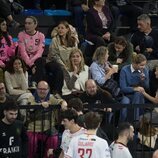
[112,142,126,150]
[95,135,108,145]
[63,129,70,135]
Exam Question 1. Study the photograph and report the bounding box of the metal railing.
[18,103,158,158]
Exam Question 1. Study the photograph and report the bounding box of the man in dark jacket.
[0,102,28,158]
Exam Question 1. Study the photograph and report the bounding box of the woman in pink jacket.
[0,18,17,81]
[18,16,46,84]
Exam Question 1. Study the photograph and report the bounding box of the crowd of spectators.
[0,0,158,157]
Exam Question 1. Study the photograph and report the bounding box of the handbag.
[102,78,120,98]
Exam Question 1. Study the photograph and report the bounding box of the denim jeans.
[120,92,145,121]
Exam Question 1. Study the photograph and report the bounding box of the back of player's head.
[68,98,83,112]
[60,109,78,123]
[84,112,102,130]
[3,101,18,111]
[117,122,132,136]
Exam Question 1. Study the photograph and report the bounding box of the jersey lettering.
[35,39,40,45]
[78,148,92,158]
[9,137,14,146]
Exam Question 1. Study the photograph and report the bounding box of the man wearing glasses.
[27,80,67,158]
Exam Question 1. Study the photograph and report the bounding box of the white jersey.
[110,141,132,158]
[61,127,86,154]
[65,133,111,158]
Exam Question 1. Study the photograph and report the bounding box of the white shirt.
[60,128,86,154]
[110,141,132,158]
[65,133,111,158]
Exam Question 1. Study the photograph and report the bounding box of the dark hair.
[58,21,76,47]
[60,109,78,123]
[84,112,102,130]
[117,122,132,135]
[68,98,83,112]
[0,18,11,47]
[114,36,127,47]
[3,101,18,111]
[6,56,27,74]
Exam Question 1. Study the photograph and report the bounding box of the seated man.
[27,80,67,158]
[80,79,116,108]
[131,14,158,70]
[80,79,118,141]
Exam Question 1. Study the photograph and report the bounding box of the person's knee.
[121,96,130,104]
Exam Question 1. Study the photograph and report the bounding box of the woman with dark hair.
[4,57,32,105]
[0,18,17,68]
[46,20,79,94]
[139,65,158,124]
[86,0,114,47]
[0,17,17,82]
[108,36,133,70]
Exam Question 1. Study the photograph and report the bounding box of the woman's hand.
[102,32,111,41]
[72,61,79,75]
[133,86,144,92]
[18,68,24,74]
[116,58,123,64]
[47,148,54,157]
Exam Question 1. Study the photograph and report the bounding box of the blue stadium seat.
[44,9,72,16]
[22,9,44,16]
[13,38,52,46]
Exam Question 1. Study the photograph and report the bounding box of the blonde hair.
[67,48,85,72]
[92,46,108,65]
[132,53,147,64]
[139,117,157,137]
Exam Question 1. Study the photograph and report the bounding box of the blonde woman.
[62,48,90,101]
[90,46,118,87]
